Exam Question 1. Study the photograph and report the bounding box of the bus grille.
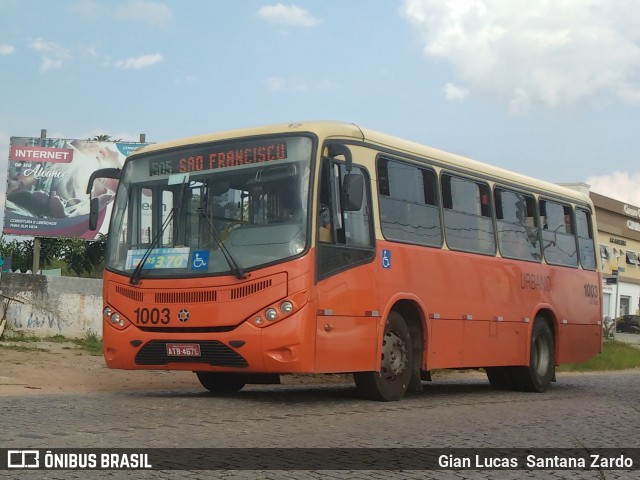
[155,290,217,303]
[114,277,276,304]
[115,285,144,302]
[134,340,248,367]
[231,279,272,299]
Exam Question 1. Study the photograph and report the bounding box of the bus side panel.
[376,243,533,370]
[556,324,602,364]
[375,241,601,370]
[547,268,602,365]
[461,320,528,368]
[314,259,380,373]
[427,319,464,368]
[314,315,379,372]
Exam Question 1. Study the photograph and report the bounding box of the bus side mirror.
[86,167,121,194]
[343,174,364,211]
[88,197,100,231]
[327,144,352,172]
[86,167,121,231]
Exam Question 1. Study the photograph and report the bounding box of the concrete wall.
[0,272,102,338]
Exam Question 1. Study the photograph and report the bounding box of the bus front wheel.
[354,311,412,401]
[196,372,246,393]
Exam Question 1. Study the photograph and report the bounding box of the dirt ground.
[0,340,205,396]
[0,339,489,396]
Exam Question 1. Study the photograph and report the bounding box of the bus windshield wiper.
[129,178,188,285]
[197,207,247,280]
[129,207,177,285]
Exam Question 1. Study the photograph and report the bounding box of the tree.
[90,134,122,142]
[40,237,65,264]
[0,234,106,277]
[0,236,33,272]
[59,234,107,277]
[85,233,108,277]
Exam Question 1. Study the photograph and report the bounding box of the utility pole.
[612,266,625,338]
[31,128,47,274]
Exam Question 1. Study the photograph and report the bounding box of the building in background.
[590,191,640,320]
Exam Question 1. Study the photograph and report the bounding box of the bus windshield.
[105,135,313,278]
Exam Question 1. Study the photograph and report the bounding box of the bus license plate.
[166,343,201,357]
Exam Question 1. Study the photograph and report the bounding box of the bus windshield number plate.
[166,343,201,357]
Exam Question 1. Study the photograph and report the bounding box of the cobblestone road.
[2,370,640,479]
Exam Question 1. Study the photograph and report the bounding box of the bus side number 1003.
[134,307,170,325]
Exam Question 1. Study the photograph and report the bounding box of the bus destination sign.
[149,141,287,177]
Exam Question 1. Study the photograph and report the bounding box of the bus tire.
[196,372,246,393]
[517,318,555,392]
[353,311,412,401]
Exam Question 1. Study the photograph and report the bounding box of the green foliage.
[0,236,34,272]
[2,329,41,342]
[90,134,122,142]
[45,334,68,343]
[59,236,107,277]
[71,332,103,355]
[1,331,102,355]
[0,234,107,277]
[0,344,49,352]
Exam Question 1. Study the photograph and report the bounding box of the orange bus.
[87,121,602,401]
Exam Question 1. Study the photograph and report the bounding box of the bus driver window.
[318,203,332,242]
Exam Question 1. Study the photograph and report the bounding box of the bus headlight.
[251,299,298,328]
[103,307,129,330]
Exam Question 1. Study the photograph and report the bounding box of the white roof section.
[133,120,591,205]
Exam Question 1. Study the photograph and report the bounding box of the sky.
[2,0,640,230]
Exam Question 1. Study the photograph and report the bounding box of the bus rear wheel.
[518,318,555,392]
[354,311,412,401]
[196,372,246,393]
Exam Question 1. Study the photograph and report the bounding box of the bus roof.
[134,120,591,206]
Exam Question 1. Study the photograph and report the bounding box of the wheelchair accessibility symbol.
[382,249,391,269]
[191,251,209,271]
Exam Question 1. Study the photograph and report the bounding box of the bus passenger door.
[314,154,379,373]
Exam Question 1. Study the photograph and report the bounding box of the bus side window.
[494,188,540,261]
[539,199,578,267]
[576,208,596,270]
[377,157,442,247]
[441,174,495,255]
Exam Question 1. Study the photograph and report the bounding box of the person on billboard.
[6,140,121,219]
[47,139,121,218]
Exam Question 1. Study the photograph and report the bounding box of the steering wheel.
[221,221,246,240]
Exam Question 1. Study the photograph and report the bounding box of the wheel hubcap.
[381,330,407,379]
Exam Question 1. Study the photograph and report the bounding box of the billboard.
[3,137,148,239]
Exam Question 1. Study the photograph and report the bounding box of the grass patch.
[0,344,49,353]
[44,334,68,343]
[557,339,640,372]
[2,330,40,343]
[1,331,102,356]
[71,332,102,356]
